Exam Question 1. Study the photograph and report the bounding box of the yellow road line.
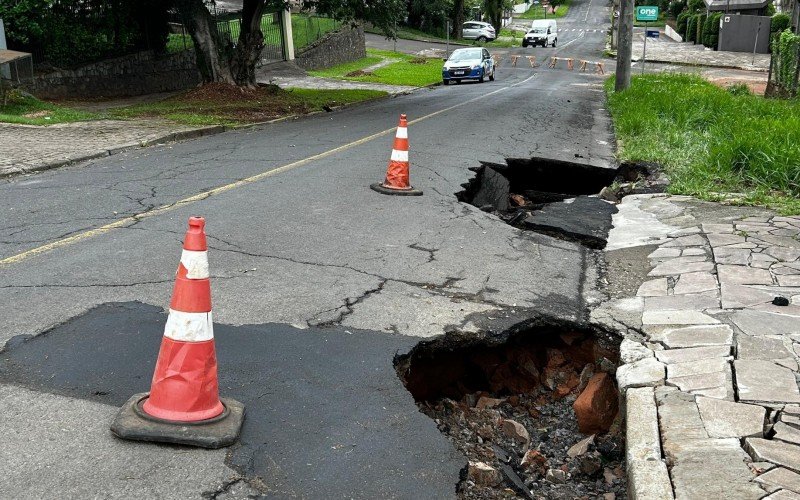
[1,75,536,268]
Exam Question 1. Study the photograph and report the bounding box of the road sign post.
[636,6,659,75]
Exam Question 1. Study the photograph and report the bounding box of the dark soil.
[423,390,626,500]
[345,69,374,77]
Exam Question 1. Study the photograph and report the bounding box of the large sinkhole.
[457,157,661,250]
[395,320,626,499]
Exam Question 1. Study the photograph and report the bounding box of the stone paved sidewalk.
[599,194,800,499]
[0,120,221,178]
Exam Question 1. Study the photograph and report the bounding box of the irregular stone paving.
[0,120,210,177]
[605,194,800,499]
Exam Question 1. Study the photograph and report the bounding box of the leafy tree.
[175,0,405,87]
[668,0,686,18]
[0,0,48,45]
[1,0,170,67]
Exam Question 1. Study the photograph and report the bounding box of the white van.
[522,19,557,47]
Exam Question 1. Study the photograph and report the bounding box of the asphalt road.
[0,0,614,497]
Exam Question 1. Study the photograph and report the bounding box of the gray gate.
[214,8,286,65]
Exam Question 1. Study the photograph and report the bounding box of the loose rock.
[573,373,619,434]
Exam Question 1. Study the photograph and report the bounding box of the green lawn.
[517,0,572,20]
[309,49,443,87]
[606,74,800,214]
[0,91,97,125]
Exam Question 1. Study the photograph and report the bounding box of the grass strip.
[517,0,572,20]
[0,91,98,125]
[309,49,443,87]
[606,74,800,214]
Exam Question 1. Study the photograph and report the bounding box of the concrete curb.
[625,387,675,499]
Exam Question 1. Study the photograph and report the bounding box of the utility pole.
[615,0,634,91]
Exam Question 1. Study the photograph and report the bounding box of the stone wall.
[295,24,366,71]
[28,50,201,99]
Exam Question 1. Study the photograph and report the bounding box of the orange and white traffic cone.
[370,114,423,196]
[111,217,244,449]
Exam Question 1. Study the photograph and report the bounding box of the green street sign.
[636,6,659,21]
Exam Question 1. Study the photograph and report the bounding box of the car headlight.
[472,64,481,70]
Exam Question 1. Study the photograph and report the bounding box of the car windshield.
[448,49,483,62]
[530,28,546,33]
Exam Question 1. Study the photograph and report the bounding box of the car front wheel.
[443,79,450,85]
[553,38,557,47]
[479,69,485,83]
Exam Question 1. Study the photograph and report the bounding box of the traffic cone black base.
[110,392,245,449]
[370,183,423,196]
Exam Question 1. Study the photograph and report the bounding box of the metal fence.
[767,30,800,97]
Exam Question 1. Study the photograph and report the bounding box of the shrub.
[686,15,697,42]
[772,13,791,35]
[701,12,721,48]
[695,14,706,44]
[706,13,722,48]
[773,29,800,91]
[727,83,751,96]
[677,11,690,37]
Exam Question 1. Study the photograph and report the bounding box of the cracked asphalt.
[0,0,615,496]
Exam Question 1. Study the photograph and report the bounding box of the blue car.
[442,47,496,85]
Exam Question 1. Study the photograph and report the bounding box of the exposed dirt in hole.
[456,157,667,249]
[395,321,626,499]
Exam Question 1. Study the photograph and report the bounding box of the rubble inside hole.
[395,322,626,499]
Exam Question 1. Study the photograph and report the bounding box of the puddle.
[395,319,626,499]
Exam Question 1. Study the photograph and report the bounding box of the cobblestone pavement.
[633,32,770,71]
[0,120,216,178]
[597,194,800,499]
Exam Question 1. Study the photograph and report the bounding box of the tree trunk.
[484,0,503,35]
[231,0,268,86]
[452,0,465,39]
[178,0,235,84]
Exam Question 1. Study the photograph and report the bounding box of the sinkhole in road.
[394,319,626,499]
[456,157,623,249]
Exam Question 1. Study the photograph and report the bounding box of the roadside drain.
[395,319,626,499]
[457,157,629,249]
